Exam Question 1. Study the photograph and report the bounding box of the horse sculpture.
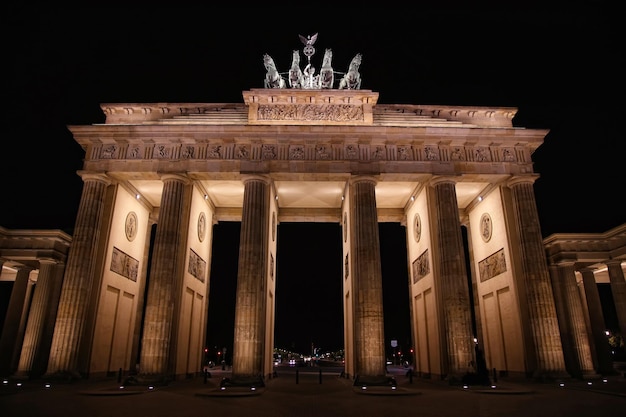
[263,54,286,89]
[338,53,362,90]
[288,50,304,89]
[318,48,334,89]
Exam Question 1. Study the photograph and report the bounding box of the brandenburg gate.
[6,39,607,387]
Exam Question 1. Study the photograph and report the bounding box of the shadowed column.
[580,267,614,375]
[45,173,110,379]
[606,260,626,335]
[551,262,596,378]
[350,176,386,379]
[0,266,33,376]
[508,177,567,379]
[431,177,474,382]
[138,174,190,382]
[15,260,57,379]
[231,175,270,382]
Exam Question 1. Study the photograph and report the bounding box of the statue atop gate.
[263,33,362,90]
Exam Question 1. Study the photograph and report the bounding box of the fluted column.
[508,177,566,378]
[552,262,596,378]
[15,260,58,379]
[231,175,270,380]
[0,266,33,376]
[138,174,190,381]
[431,177,474,381]
[580,268,613,375]
[129,218,156,375]
[46,173,110,379]
[606,260,626,335]
[349,176,386,379]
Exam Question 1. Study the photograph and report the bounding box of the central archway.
[205,221,411,373]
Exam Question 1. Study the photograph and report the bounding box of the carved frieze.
[257,104,364,123]
[181,145,195,159]
[450,147,465,161]
[80,98,539,178]
[412,249,430,283]
[478,248,507,282]
[473,147,491,162]
[88,140,532,174]
[101,144,118,159]
[208,145,222,159]
[111,247,138,281]
[127,146,142,159]
[289,145,305,159]
[501,148,516,162]
[153,145,171,159]
[188,248,206,282]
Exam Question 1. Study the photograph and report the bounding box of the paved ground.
[2,366,625,417]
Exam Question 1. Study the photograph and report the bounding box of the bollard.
[117,368,122,383]
[296,369,299,384]
[492,368,498,383]
[319,367,322,384]
[408,369,413,384]
[204,369,208,384]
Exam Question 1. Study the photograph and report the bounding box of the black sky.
[2,5,624,358]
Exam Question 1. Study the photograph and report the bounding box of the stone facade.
[1,90,623,384]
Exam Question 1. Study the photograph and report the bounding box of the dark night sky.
[2,5,623,358]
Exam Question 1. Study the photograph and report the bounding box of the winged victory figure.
[299,33,318,47]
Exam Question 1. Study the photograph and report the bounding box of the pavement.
[2,366,625,417]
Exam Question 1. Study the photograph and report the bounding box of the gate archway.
[35,88,573,384]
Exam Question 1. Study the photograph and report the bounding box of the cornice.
[543,223,626,266]
[97,97,522,130]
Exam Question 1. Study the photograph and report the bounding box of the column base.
[11,370,30,380]
[125,374,172,386]
[353,374,396,388]
[531,369,571,382]
[220,374,265,388]
[43,370,83,382]
[580,370,603,380]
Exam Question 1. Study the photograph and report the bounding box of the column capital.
[578,266,597,274]
[159,173,190,184]
[37,258,58,267]
[77,171,111,186]
[555,259,577,267]
[13,264,34,273]
[429,175,458,187]
[349,175,378,186]
[241,174,271,185]
[506,175,539,188]
[605,259,625,268]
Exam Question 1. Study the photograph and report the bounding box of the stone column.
[606,260,626,335]
[46,173,110,379]
[129,218,156,375]
[231,175,270,382]
[431,177,474,382]
[552,262,596,378]
[0,266,33,376]
[580,267,613,375]
[507,176,567,379]
[349,176,386,380]
[15,260,58,379]
[138,174,190,382]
